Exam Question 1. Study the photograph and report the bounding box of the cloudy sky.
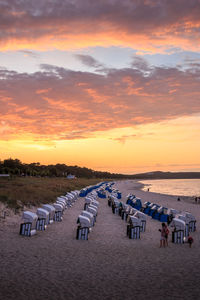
[1,0,200,174]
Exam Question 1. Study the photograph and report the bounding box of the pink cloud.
[0,1,200,51]
[0,62,200,140]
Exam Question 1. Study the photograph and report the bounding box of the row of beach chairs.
[76,191,100,240]
[76,182,117,239]
[108,192,147,239]
[19,191,79,237]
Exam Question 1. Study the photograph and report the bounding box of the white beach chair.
[76,215,91,240]
[20,211,38,236]
[36,208,49,230]
[42,204,55,224]
[170,218,185,243]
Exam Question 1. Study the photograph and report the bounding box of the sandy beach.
[0,180,200,300]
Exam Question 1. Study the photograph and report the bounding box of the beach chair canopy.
[42,204,55,213]
[134,211,146,220]
[78,215,91,228]
[56,198,66,206]
[22,211,38,223]
[91,200,99,208]
[53,203,63,212]
[170,217,185,230]
[36,208,49,219]
[184,212,196,222]
[168,208,180,217]
[87,206,97,216]
[130,207,138,215]
[130,216,141,226]
[81,211,94,224]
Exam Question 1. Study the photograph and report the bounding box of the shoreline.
[133,178,196,203]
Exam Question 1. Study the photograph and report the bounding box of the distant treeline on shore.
[0,158,128,179]
[1,158,200,180]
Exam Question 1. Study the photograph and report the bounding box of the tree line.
[0,158,130,179]
[2,158,200,180]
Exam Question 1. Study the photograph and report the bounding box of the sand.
[0,180,200,300]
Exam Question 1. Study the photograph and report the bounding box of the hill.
[131,171,200,180]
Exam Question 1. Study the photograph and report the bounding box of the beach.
[0,180,200,300]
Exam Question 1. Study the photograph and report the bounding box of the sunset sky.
[1,0,200,174]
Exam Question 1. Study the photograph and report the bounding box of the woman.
[165,224,169,247]
[159,222,168,247]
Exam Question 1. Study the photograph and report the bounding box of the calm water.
[139,179,200,197]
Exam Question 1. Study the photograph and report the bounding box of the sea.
[139,179,200,197]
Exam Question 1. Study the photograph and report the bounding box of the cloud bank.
[0,60,200,140]
[1,0,200,52]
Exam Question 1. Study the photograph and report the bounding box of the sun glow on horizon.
[1,114,200,174]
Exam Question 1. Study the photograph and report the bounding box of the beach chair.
[20,211,38,236]
[112,200,120,215]
[140,220,146,232]
[177,215,189,236]
[36,218,46,231]
[118,205,123,216]
[127,216,141,239]
[127,224,140,239]
[79,188,88,197]
[76,226,89,240]
[120,204,130,221]
[117,192,122,199]
[42,204,55,224]
[189,220,196,232]
[87,205,97,222]
[36,208,49,229]
[54,211,62,222]
[53,203,63,221]
[108,197,112,207]
[134,211,146,232]
[97,188,106,198]
[149,205,158,217]
[20,222,32,236]
[171,218,185,243]
[76,215,91,240]
[172,230,184,244]
[81,211,95,227]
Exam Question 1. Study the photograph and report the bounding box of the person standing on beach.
[165,225,169,247]
[159,223,168,248]
[188,236,194,248]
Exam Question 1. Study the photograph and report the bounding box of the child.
[188,236,194,248]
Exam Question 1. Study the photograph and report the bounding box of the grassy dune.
[0,177,108,210]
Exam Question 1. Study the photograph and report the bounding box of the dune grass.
[0,177,108,210]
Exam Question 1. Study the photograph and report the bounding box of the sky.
[0,0,200,174]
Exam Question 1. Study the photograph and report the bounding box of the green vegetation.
[0,157,126,210]
[1,158,200,210]
[0,158,128,179]
[0,176,107,210]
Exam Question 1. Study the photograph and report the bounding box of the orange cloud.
[0,62,200,141]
